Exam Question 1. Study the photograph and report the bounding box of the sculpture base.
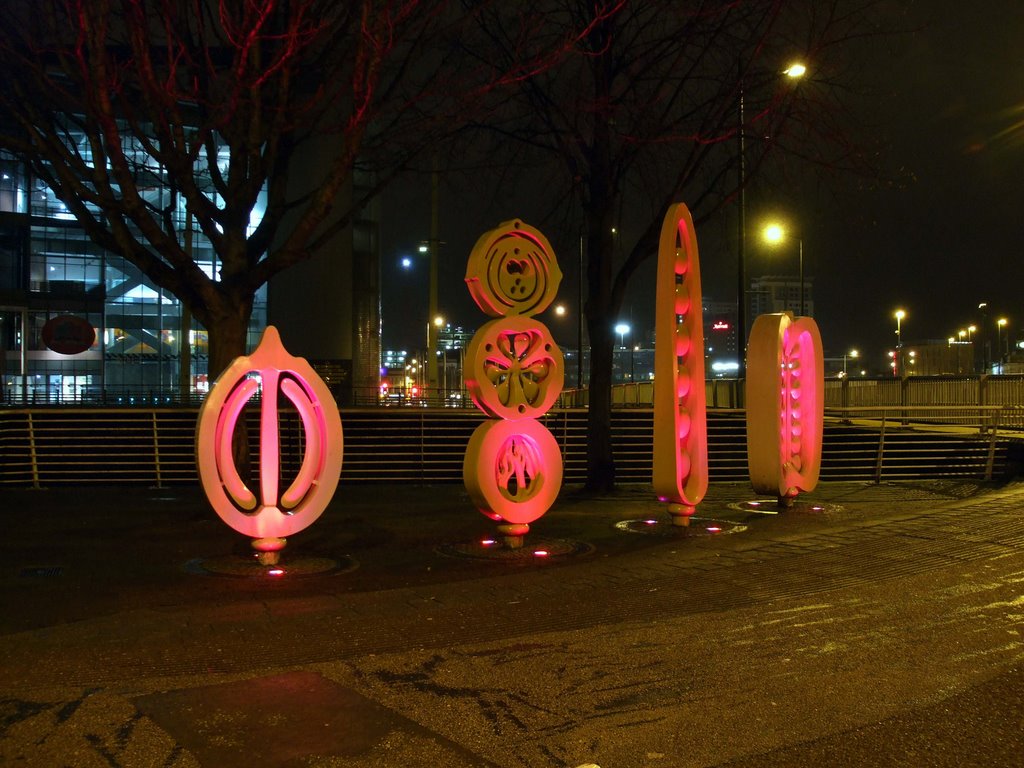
[496,523,530,549]
[252,537,287,565]
[667,503,696,527]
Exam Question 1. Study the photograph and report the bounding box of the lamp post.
[615,322,630,349]
[737,61,807,379]
[762,221,804,315]
[426,315,444,402]
[997,317,1008,373]
[843,348,858,376]
[894,309,905,377]
[614,323,630,385]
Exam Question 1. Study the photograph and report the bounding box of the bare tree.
[0,0,590,379]
[466,0,881,490]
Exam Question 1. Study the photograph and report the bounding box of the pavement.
[1,478,1023,767]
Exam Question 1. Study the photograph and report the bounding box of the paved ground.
[1,479,1023,767]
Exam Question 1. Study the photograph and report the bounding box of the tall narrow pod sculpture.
[196,326,344,564]
[746,312,824,505]
[463,219,564,548]
[652,204,708,524]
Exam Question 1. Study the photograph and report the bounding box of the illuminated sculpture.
[652,203,708,524]
[463,220,564,547]
[196,326,344,564]
[745,312,823,505]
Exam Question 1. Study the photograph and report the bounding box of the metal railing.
[1,404,1014,488]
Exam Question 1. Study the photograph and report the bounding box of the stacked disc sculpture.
[463,219,564,548]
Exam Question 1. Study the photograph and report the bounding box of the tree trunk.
[583,190,617,491]
[585,317,616,491]
[201,298,255,485]
[205,300,254,384]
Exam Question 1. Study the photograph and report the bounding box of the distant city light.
[711,361,740,372]
[400,257,412,269]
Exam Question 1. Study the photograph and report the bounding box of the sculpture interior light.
[196,326,344,564]
[463,219,564,547]
[745,312,823,503]
[651,203,708,525]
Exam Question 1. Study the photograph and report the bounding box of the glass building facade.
[0,145,267,404]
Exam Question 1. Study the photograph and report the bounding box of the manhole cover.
[615,517,746,536]
[437,537,594,562]
[727,499,845,516]
[187,555,356,578]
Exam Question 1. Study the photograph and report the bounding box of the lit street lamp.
[997,317,1008,373]
[615,322,630,349]
[843,348,859,376]
[426,315,444,401]
[762,221,805,315]
[894,309,906,377]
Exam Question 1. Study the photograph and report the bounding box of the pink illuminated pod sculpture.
[463,219,564,547]
[652,203,708,525]
[745,312,824,505]
[196,326,343,564]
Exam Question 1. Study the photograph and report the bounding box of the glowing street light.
[784,62,808,79]
[614,322,630,349]
[762,220,805,315]
[894,309,906,377]
[843,348,859,376]
[997,317,1009,373]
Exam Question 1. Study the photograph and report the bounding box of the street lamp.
[762,221,805,315]
[737,60,808,378]
[783,62,807,78]
[894,309,906,377]
[615,322,630,349]
[997,317,1008,373]
[843,348,859,376]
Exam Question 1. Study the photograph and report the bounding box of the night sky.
[381,1,1024,372]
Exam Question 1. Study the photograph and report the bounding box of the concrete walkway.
[1,479,1022,767]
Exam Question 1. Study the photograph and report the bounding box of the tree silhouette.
[0,0,591,379]
[466,0,880,490]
